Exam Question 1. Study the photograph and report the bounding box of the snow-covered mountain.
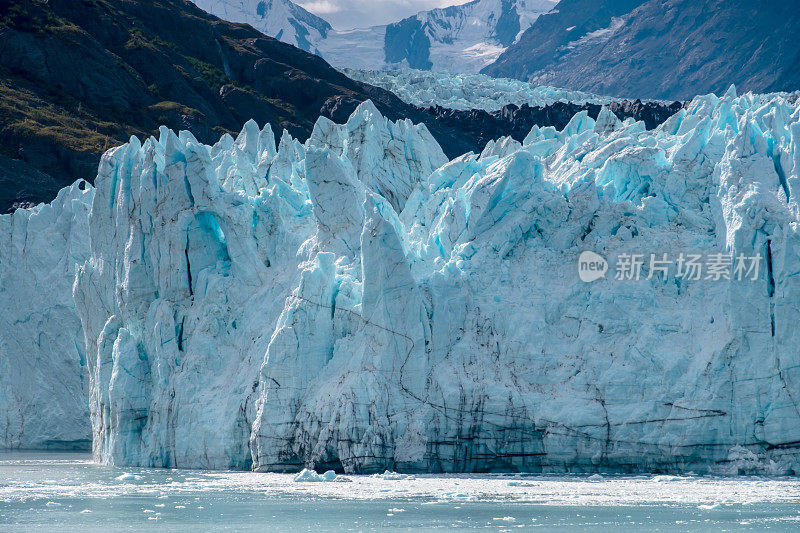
[6,89,800,475]
[191,0,557,72]
[191,0,332,53]
[381,0,557,72]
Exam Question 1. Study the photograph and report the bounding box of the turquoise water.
[2,452,800,531]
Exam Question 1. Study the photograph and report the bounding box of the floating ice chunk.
[115,473,142,482]
[293,469,339,482]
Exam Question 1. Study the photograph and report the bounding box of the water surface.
[2,452,799,531]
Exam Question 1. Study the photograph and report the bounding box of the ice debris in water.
[372,471,416,480]
[6,88,800,476]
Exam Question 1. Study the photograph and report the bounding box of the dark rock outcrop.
[384,16,432,70]
[423,100,684,150]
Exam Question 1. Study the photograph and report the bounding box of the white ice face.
[5,87,800,475]
[0,182,94,450]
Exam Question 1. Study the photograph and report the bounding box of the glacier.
[71,104,447,469]
[0,181,93,449]
[344,69,610,111]
[4,88,800,475]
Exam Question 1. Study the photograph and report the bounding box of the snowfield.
[3,87,800,476]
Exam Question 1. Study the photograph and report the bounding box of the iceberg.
[5,90,800,475]
[293,468,340,482]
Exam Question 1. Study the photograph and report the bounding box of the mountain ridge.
[483,0,800,100]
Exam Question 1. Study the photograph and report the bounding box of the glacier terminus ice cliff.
[0,182,93,449]
[4,88,800,476]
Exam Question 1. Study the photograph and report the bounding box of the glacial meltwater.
[2,453,800,531]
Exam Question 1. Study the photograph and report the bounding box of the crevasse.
[4,88,800,475]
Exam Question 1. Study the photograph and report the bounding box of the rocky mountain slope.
[483,0,800,100]
[482,0,645,83]
[0,0,471,211]
[5,90,800,474]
